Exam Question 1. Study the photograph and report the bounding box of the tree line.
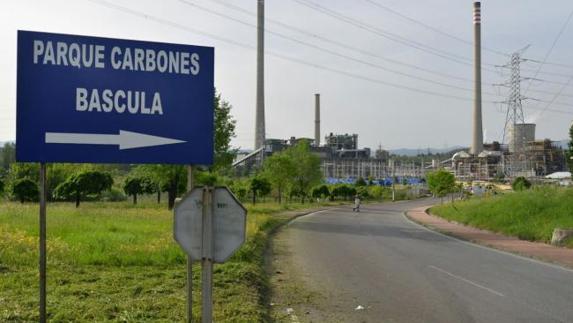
[0,92,238,209]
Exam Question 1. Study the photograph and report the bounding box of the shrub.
[12,178,39,203]
[101,188,127,202]
[368,185,384,200]
[123,176,155,204]
[311,185,330,200]
[355,177,367,187]
[356,186,370,199]
[54,171,113,207]
[331,185,356,200]
[427,169,456,198]
[512,177,531,191]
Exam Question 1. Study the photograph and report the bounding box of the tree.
[311,185,330,201]
[229,178,249,202]
[355,177,367,187]
[12,178,39,203]
[46,164,80,201]
[123,176,155,204]
[356,186,370,199]
[0,178,4,196]
[6,163,39,184]
[213,93,237,172]
[1,142,16,171]
[283,141,322,203]
[156,166,187,210]
[567,123,573,171]
[130,92,235,209]
[137,165,187,209]
[426,169,456,203]
[331,185,356,201]
[262,152,296,203]
[54,171,113,207]
[249,176,271,204]
[512,176,532,191]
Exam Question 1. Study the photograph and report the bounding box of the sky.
[1,0,573,151]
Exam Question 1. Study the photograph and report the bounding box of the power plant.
[450,2,566,180]
[235,1,566,182]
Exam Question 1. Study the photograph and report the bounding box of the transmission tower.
[501,51,526,145]
[495,47,532,176]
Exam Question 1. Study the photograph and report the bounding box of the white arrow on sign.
[45,130,186,150]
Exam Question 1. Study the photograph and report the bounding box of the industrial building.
[451,123,566,181]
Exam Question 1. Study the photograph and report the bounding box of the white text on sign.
[33,40,200,75]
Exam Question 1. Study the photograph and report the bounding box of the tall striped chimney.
[254,0,265,150]
[314,93,320,146]
[471,1,484,155]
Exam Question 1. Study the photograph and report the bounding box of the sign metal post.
[39,163,47,323]
[174,187,246,322]
[201,187,214,323]
[186,165,194,323]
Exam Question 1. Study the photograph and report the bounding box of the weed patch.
[0,200,332,321]
[431,187,573,244]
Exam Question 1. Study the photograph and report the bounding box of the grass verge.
[0,199,339,322]
[430,186,573,244]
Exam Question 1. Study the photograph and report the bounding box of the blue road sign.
[16,31,214,164]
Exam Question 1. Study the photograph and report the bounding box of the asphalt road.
[282,199,573,323]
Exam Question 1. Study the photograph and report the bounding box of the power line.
[523,7,573,95]
[527,87,573,99]
[86,0,573,116]
[538,76,573,118]
[86,0,256,50]
[361,0,509,57]
[215,0,573,86]
[525,58,573,70]
[290,0,481,67]
[500,64,573,78]
[291,0,556,79]
[187,0,572,101]
[210,0,573,92]
[178,0,495,95]
[86,0,465,100]
[207,0,478,84]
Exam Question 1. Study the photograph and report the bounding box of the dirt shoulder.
[266,207,357,323]
[406,206,573,269]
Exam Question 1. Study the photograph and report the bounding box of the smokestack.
[314,93,320,146]
[254,0,265,149]
[471,1,484,155]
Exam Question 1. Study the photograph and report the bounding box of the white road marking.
[428,265,505,297]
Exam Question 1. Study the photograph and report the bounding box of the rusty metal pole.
[186,165,194,322]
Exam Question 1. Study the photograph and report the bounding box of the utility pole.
[391,159,396,202]
[314,93,320,147]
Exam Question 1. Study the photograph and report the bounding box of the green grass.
[430,186,573,243]
[0,198,338,322]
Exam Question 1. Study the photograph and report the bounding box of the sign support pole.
[39,163,47,323]
[201,187,214,323]
[186,166,194,323]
